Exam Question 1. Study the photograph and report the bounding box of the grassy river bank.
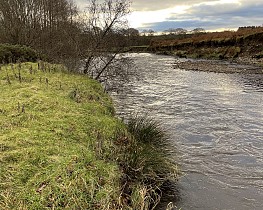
[0,62,179,209]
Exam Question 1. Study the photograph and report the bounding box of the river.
[111,53,263,210]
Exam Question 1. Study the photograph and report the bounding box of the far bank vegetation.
[147,26,263,61]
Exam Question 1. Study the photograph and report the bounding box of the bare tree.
[191,28,206,34]
[164,28,188,35]
[80,0,133,88]
[141,29,155,36]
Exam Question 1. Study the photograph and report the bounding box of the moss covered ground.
[0,62,123,209]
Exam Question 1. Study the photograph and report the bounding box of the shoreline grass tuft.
[113,115,180,209]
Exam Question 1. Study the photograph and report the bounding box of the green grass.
[0,63,180,209]
[0,62,123,209]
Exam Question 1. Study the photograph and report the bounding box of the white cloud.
[128,5,190,28]
[131,0,216,11]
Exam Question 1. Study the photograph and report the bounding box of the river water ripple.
[111,53,263,210]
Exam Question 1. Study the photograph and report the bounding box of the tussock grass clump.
[114,115,180,209]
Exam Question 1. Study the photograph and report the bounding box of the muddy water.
[112,53,263,210]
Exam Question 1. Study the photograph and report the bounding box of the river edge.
[153,50,263,74]
[174,58,263,74]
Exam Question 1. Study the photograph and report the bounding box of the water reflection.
[112,53,263,210]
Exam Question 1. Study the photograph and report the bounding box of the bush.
[0,44,42,63]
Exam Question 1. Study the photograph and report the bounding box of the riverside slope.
[0,62,180,209]
[0,62,122,209]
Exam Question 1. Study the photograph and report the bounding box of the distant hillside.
[148,27,263,61]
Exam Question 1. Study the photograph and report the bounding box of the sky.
[75,0,263,32]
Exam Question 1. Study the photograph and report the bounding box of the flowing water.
[111,53,263,210]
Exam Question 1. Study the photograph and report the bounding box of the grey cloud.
[141,15,263,32]
[182,1,263,18]
[139,17,260,32]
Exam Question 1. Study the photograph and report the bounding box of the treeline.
[0,0,79,61]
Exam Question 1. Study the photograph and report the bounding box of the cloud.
[131,0,216,11]
[139,0,263,31]
[75,0,216,11]
[140,19,238,32]
[181,0,263,18]
[74,0,91,11]
[128,5,190,28]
